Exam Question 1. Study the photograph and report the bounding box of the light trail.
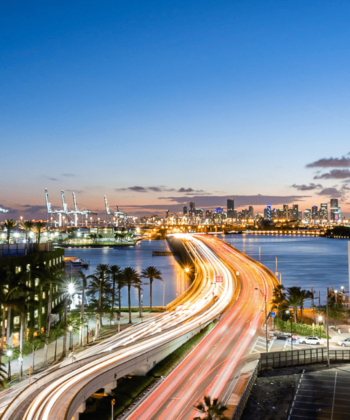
[2,235,235,420]
[127,234,278,420]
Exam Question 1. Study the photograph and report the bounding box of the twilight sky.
[1,0,350,219]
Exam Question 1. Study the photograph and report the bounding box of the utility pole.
[326,287,330,367]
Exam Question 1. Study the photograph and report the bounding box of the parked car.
[272,332,290,340]
[337,337,350,347]
[299,336,324,345]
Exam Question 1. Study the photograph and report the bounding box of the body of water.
[223,234,349,304]
[65,240,182,308]
[65,235,350,308]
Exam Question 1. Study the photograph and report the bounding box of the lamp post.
[286,310,293,351]
[326,287,330,367]
[255,288,268,353]
[318,315,323,338]
[6,350,12,381]
[68,326,73,350]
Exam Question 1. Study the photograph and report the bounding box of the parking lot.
[288,366,350,419]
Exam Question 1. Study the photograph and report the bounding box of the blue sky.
[1,0,350,218]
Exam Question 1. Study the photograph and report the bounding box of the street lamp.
[255,288,268,353]
[6,350,12,381]
[285,310,293,351]
[68,325,73,350]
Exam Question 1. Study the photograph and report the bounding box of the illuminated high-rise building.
[227,199,234,218]
[304,209,311,222]
[264,205,272,221]
[183,206,187,216]
[319,203,328,220]
[283,205,289,220]
[311,206,318,220]
[330,199,339,221]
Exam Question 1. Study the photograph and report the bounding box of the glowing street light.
[68,283,75,295]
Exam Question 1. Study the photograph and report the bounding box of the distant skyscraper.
[304,209,311,222]
[290,204,299,221]
[189,201,195,217]
[264,205,272,221]
[330,199,339,221]
[205,210,212,219]
[248,206,254,218]
[166,210,169,218]
[283,205,289,220]
[311,206,318,220]
[183,206,187,216]
[227,199,234,218]
[320,203,328,220]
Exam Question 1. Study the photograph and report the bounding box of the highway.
[127,234,278,420]
[1,235,236,420]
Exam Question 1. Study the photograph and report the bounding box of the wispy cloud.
[314,169,350,179]
[306,156,350,168]
[62,173,77,177]
[44,176,59,181]
[317,188,343,198]
[291,183,322,191]
[115,186,205,194]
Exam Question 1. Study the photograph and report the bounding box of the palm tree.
[77,271,91,346]
[141,266,162,312]
[87,264,110,337]
[286,287,302,323]
[299,289,314,323]
[22,221,34,243]
[194,396,229,420]
[120,267,141,324]
[3,219,16,244]
[34,221,45,244]
[107,265,121,320]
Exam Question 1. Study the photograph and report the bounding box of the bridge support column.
[71,402,86,420]
[104,380,117,395]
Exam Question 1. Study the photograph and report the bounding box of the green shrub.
[275,316,327,338]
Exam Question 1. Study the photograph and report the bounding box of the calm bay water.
[65,240,181,307]
[223,234,349,304]
[65,235,350,307]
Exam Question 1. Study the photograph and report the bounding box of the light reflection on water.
[222,234,349,304]
[65,240,182,307]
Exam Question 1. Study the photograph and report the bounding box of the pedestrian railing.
[260,348,350,369]
[231,360,260,420]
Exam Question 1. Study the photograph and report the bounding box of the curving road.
[1,235,235,420]
[127,234,278,420]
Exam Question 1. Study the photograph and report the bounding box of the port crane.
[104,196,127,226]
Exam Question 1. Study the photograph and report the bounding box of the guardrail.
[260,348,350,369]
[231,360,260,420]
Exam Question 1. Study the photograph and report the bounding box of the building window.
[14,316,20,325]
[26,264,31,272]
[35,294,39,301]
[34,310,38,318]
[49,260,51,267]
[15,266,21,274]
[56,285,58,292]
[42,307,45,314]
[42,292,45,299]
[27,313,30,321]
[35,278,39,287]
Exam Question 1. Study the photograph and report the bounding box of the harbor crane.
[61,190,97,226]
[45,188,66,227]
[104,195,127,226]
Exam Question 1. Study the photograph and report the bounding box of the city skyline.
[1,1,350,219]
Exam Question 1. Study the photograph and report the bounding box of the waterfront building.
[311,206,318,220]
[283,204,289,220]
[290,204,299,221]
[189,201,195,218]
[248,206,254,218]
[0,245,65,346]
[183,206,187,216]
[205,210,212,219]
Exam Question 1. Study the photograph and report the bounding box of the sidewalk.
[8,311,158,377]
